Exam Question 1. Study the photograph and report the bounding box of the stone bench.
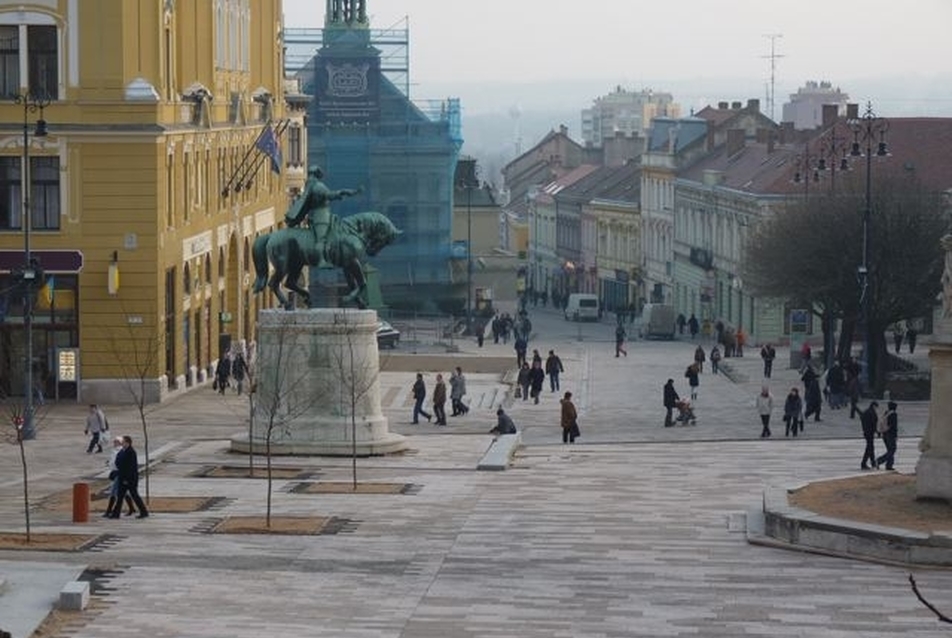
[477,433,522,471]
[59,581,90,611]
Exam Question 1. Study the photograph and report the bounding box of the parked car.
[376,321,400,349]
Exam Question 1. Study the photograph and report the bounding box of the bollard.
[72,482,90,523]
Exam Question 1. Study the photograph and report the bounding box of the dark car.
[376,321,400,349]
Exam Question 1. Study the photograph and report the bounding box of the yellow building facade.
[0,0,302,404]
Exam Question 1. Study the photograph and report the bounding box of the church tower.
[298,0,463,311]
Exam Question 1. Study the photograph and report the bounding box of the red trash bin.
[72,482,90,523]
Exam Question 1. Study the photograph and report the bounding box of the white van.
[564,293,599,322]
[641,303,676,339]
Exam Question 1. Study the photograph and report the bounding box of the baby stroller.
[675,399,697,426]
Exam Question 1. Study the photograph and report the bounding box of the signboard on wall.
[314,54,381,124]
[57,348,79,382]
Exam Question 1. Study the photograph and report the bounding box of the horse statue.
[252,211,402,310]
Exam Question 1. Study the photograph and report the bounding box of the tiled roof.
[679,117,952,197]
[535,164,600,203]
[557,165,639,205]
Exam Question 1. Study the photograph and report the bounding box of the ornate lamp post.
[848,102,888,392]
[15,91,50,440]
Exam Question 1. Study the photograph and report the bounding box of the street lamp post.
[848,102,888,393]
[15,91,50,440]
[463,175,476,334]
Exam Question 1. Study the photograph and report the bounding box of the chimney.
[767,130,775,154]
[846,103,859,120]
[718,101,729,110]
[822,104,838,128]
[779,121,795,145]
[755,128,767,143]
[559,124,568,136]
[731,101,742,110]
[706,124,715,151]
[726,128,745,157]
[747,98,760,112]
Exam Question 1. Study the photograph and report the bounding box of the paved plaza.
[1,306,950,637]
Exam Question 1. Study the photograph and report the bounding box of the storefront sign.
[57,348,79,382]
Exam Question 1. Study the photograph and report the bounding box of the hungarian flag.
[255,125,282,175]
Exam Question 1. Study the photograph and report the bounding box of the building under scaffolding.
[285,1,463,312]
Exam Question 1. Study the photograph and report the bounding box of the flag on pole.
[255,125,282,175]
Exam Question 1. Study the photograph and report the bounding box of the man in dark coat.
[688,314,699,339]
[545,350,564,392]
[801,366,822,422]
[860,401,879,470]
[528,361,545,405]
[108,435,149,519]
[411,373,432,424]
[663,378,679,428]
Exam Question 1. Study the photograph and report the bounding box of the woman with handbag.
[560,391,579,444]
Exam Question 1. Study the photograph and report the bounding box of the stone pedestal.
[230,308,407,456]
[916,342,952,500]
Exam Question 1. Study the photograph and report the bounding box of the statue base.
[915,342,952,500]
[915,452,952,501]
[229,308,407,457]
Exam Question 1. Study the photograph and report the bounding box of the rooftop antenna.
[761,33,784,122]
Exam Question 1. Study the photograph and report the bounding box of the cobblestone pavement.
[0,307,948,637]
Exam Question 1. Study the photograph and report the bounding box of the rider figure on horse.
[284,165,361,268]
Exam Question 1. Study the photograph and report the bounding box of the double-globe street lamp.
[14,91,50,440]
[848,101,888,392]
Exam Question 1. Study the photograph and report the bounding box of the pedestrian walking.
[104,435,136,517]
[615,323,628,357]
[892,321,906,354]
[688,313,699,339]
[531,348,542,367]
[214,352,231,395]
[411,373,432,424]
[907,328,918,353]
[860,401,880,470]
[802,365,822,422]
[875,401,899,470]
[517,362,531,401]
[528,360,545,404]
[685,363,700,400]
[760,343,776,378]
[663,378,679,428]
[85,404,107,453]
[514,334,528,368]
[676,313,686,335]
[847,371,861,419]
[560,391,579,444]
[107,435,149,519]
[449,367,469,416]
[232,351,247,395]
[545,350,564,392]
[756,385,773,438]
[693,345,706,373]
[710,346,722,374]
[432,373,447,425]
[783,388,803,437]
[825,360,846,409]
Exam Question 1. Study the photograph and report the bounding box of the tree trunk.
[837,317,856,363]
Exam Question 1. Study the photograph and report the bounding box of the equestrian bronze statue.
[252,166,401,309]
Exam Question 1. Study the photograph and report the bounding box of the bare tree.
[1,390,49,543]
[743,175,947,392]
[253,312,331,526]
[103,317,163,501]
[328,311,383,489]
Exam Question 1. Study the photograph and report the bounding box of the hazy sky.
[283,0,952,116]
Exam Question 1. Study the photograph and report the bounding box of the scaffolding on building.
[282,17,464,311]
